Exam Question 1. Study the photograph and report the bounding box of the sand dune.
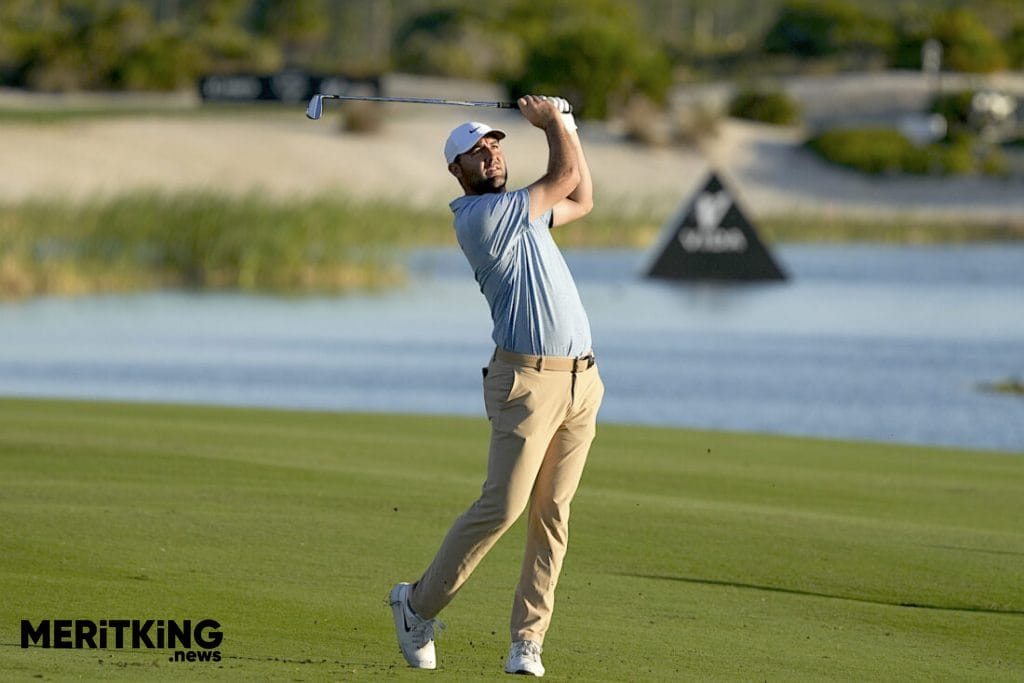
[4,104,1023,223]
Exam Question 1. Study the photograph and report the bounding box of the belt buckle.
[572,354,595,373]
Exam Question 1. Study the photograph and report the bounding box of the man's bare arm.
[519,96,581,222]
[551,128,593,227]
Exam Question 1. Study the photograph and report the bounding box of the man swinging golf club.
[389,95,604,677]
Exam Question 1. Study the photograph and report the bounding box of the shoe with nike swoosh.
[389,582,442,669]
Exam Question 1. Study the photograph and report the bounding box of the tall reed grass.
[0,191,454,299]
[2,190,1021,300]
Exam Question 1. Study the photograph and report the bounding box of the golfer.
[389,95,604,677]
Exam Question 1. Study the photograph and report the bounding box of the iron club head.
[305,94,324,120]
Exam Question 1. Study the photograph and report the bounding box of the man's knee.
[472,490,528,533]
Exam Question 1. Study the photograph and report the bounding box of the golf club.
[306,93,572,120]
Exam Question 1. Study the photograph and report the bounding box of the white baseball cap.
[444,121,506,164]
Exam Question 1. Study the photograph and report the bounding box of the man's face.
[450,134,507,194]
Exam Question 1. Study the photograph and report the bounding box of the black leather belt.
[494,348,596,372]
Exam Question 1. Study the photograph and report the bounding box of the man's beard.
[468,171,507,194]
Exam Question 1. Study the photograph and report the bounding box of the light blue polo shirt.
[451,188,592,357]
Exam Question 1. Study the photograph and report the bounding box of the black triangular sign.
[646,172,786,281]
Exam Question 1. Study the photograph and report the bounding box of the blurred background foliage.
[2,0,1024,119]
[3,1,1024,298]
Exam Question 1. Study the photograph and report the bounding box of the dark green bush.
[502,0,671,120]
[933,8,1007,73]
[938,134,976,175]
[807,127,989,176]
[1009,23,1024,69]
[808,128,912,174]
[930,91,975,131]
[729,87,800,125]
[764,0,893,59]
[896,8,1007,73]
[0,0,275,91]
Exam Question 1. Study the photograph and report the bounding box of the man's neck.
[464,185,507,197]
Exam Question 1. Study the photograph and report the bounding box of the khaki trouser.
[409,349,604,645]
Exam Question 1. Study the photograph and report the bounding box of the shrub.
[502,0,671,120]
[932,8,1007,73]
[930,91,975,131]
[391,7,519,80]
[806,127,986,176]
[808,128,913,174]
[0,0,260,91]
[935,134,975,175]
[764,0,893,59]
[1009,23,1024,69]
[729,87,800,125]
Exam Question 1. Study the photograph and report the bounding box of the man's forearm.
[543,120,580,192]
[566,131,593,211]
[522,96,585,222]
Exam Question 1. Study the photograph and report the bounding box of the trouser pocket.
[483,361,529,430]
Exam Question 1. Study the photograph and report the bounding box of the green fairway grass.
[1,398,1021,681]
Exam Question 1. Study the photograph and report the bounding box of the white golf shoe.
[389,582,442,669]
[504,640,545,676]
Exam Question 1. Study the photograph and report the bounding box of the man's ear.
[448,161,462,180]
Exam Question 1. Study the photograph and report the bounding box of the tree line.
[2,0,1022,118]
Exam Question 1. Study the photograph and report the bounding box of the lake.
[1,244,1022,453]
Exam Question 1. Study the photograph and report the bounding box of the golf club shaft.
[306,93,571,120]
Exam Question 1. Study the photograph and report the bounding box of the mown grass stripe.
[1,397,1021,680]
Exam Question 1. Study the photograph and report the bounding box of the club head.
[305,94,324,120]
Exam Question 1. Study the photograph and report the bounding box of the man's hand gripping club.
[517,95,576,132]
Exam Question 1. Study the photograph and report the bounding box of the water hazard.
[1,244,1022,452]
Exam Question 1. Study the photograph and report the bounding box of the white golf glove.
[542,96,576,132]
